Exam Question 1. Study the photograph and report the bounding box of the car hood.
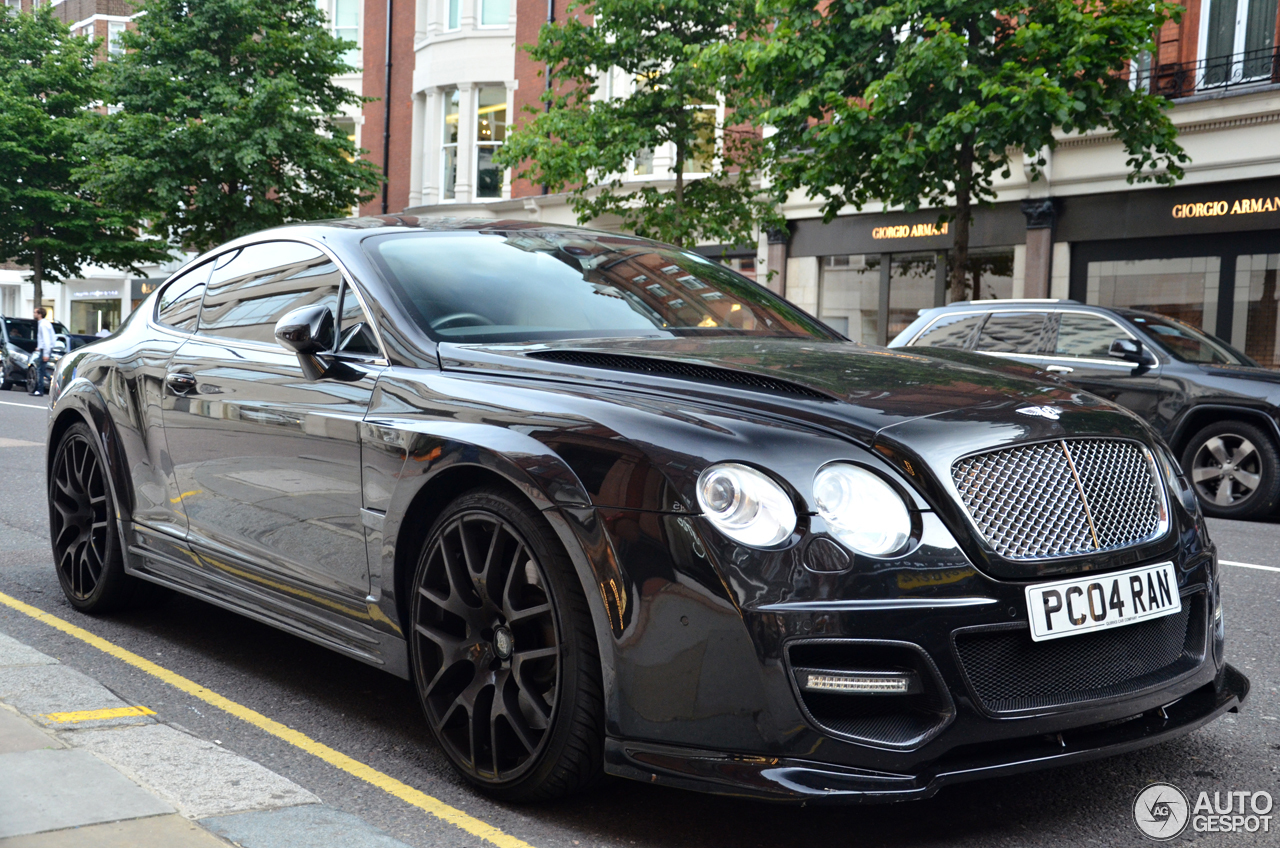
[1198,363,1280,386]
[442,336,1152,451]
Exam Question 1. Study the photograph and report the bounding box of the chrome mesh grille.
[951,439,1165,560]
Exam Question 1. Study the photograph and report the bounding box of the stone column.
[1020,198,1057,299]
[765,224,790,296]
[877,254,891,346]
[454,82,475,202]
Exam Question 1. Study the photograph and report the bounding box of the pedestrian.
[95,322,111,338]
[34,307,54,397]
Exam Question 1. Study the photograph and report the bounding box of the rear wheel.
[1182,420,1280,520]
[409,487,603,801]
[50,423,154,612]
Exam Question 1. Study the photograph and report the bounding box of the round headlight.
[813,464,911,556]
[696,463,797,548]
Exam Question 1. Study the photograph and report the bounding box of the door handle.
[166,371,197,394]
[1045,365,1074,374]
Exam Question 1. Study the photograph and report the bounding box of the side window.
[1055,314,1133,359]
[975,312,1047,354]
[337,284,380,355]
[910,313,984,349]
[155,260,214,331]
[198,242,342,346]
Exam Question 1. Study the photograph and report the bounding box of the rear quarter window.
[911,313,984,349]
[975,312,1048,354]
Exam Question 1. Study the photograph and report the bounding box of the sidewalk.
[0,630,412,847]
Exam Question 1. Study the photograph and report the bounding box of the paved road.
[0,393,1276,847]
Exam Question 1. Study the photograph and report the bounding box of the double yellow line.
[0,590,535,848]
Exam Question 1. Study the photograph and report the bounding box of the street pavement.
[0,392,1276,847]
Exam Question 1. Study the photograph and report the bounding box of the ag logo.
[1134,782,1190,840]
[1017,405,1063,420]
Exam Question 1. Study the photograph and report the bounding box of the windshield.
[4,317,68,352]
[362,231,836,344]
[1129,313,1253,366]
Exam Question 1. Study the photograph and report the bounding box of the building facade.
[358,0,1279,360]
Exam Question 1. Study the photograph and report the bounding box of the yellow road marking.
[0,590,535,848]
[41,705,156,723]
[169,490,202,504]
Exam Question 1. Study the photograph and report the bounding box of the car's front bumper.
[604,664,1248,802]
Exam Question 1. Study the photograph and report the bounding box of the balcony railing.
[1139,46,1280,99]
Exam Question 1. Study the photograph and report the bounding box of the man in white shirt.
[34,307,54,397]
[95,322,111,339]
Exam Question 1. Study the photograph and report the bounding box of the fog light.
[797,669,921,695]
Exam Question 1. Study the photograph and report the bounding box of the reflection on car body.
[46,219,1246,804]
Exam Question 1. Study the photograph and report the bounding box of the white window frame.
[473,85,507,199]
[441,89,461,202]
[1196,0,1277,88]
[444,0,461,32]
[477,0,510,28]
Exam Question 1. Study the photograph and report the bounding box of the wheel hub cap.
[493,626,514,660]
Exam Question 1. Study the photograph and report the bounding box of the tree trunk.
[948,140,975,303]
[672,136,685,248]
[32,237,43,317]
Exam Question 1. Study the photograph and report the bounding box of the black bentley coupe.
[46,218,1247,802]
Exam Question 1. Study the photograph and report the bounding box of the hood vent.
[525,350,833,400]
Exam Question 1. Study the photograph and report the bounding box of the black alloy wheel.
[410,487,603,801]
[1183,420,1280,520]
[49,423,150,611]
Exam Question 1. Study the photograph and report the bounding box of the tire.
[1181,420,1280,520]
[26,366,37,395]
[409,486,604,801]
[49,423,156,612]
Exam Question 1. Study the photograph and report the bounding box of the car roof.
[223,216,639,251]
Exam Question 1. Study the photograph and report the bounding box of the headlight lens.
[696,463,797,548]
[11,350,28,366]
[813,463,911,556]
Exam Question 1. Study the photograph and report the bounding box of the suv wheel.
[1182,420,1280,520]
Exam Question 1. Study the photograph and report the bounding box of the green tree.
[78,0,381,254]
[731,0,1188,297]
[0,6,168,311]
[496,0,781,248]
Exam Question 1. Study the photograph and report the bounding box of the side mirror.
[1109,338,1148,364]
[275,305,335,356]
[276,305,336,380]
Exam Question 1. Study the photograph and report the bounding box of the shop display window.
[1086,257,1222,335]
[1240,253,1280,368]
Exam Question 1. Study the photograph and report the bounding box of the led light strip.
[805,673,912,694]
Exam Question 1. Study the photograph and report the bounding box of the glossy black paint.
[47,219,1247,801]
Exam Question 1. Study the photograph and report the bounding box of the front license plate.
[1026,562,1181,643]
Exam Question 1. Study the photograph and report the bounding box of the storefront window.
[888,254,938,341]
[720,256,756,283]
[441,90,460,200]
[1240,253,1280,368]
[819,255,880,342]
[951,251,1014,303]
[475,86,507,198]
[1087,257,1222,335]
[70,299,121,336]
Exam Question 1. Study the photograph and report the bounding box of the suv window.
[198,242,341,346]
[974,312,1047,354]
[156,260,214,331]
[1055,313,1133,358]
[912,313,984,349]
[4,317,69,352]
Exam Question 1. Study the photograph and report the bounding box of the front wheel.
[50,423,153,612]
[409,487,604,801]
[1182,420,1280,520]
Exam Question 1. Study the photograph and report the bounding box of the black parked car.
[2,315,73,391]
[892,300,1280,520]
[46,219,1246,803]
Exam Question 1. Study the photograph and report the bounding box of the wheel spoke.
[1214,480,1236,505]
[1233,469,1261,491]
[497,670,539,755]
[414,622,468,661]
[1204,437,1232,466]
[1192,465,1224,483]
[438,532,478,609]
[418,584,469,619]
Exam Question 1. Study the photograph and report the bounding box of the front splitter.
[604,664,1249,803]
